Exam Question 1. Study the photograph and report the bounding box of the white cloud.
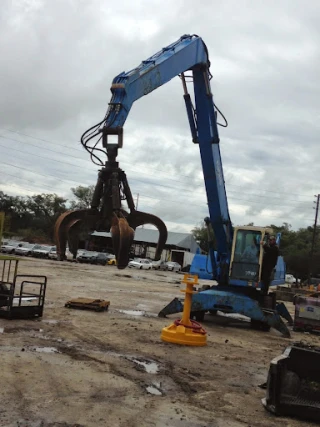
[0,0,319,234]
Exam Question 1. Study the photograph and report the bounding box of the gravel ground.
[0,257,319,427]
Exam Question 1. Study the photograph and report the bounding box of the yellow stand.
[161,274,207,346]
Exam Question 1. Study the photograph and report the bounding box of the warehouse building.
[90,228,200,267]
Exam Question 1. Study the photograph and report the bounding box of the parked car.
[152,260,167,270]
[107,255,117,266]
[128,258,153,270]
[1,241,23,254]
[48,247,79,261]
[15,243,37,256]
[93,253,109,266]
[165,261,182,272]
[77,250,99,263]
[32,245,56,258]
[285,274,295,285]
[48,247,57,259]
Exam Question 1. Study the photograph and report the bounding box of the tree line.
[0,186,94,242]
[1,187,319,280]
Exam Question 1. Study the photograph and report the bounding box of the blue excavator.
[54,34,292,336]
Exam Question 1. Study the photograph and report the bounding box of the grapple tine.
[111,215,134,269]
[54,209,99,261]
[126,210,168,260]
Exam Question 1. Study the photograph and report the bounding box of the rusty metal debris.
[54,144,167,269]
[65,298,110,312]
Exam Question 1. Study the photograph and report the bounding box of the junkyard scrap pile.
[0,257,319,427]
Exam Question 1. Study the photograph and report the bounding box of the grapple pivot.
[54,142,167,268]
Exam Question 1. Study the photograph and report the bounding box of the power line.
[131,193,315,223]
[2,181,313,225]
[0,127,313,199]
[1,181,43,195]
[0,157,313,216]
[0,134,88,162]
[0,161,313,211]
[1,178,315,228]
[0,131,315,214]
[0,160,90,186]
[0,135,316,209]
[0,135,314,209]
[0,140,91,171]
[0,170,58,191]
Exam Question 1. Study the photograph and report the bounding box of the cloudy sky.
[0,0,319,234]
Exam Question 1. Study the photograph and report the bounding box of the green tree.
[192,221,215,253]
[26,193,67,238]
[70,185,95,209]
[0,191,32,232]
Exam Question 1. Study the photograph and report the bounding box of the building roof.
[92,228,200,253]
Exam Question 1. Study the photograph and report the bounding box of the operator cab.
[229,226,274,285]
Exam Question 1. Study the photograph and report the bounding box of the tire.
[250,319,270,332]
[139,266,142,270]
[190,311,206,322]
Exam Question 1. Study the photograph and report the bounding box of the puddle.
[117,309,158,318]
[118,309,145,316]
[89,350,162,374]
[41,320,59,324]
[131,358,159,373]
[143,312,159,318]
[146,385,162,396]
[3,326,44,334]
[34,347,60,353]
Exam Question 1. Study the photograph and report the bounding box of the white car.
[128,259,153,270]
[49,247,77,261]
[152,260,167,270]
[48,247,57,259]
[15,243,36,256]
[32,245,56,258]
[285,274,295,285]
[1,241,24,254]
[165,262,182,272]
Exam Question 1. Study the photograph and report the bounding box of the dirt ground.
[0,258,319,427]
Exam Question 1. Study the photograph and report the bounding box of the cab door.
[230,228,262,283]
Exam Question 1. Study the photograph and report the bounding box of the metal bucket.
[262,342,320,421]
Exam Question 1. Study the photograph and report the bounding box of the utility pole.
[309,194,320,282]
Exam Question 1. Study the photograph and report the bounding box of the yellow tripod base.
[161,274,207,346]
[161,321,207,346]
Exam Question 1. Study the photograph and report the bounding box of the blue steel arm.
[102,34,233,283]
[103,35,207,131]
